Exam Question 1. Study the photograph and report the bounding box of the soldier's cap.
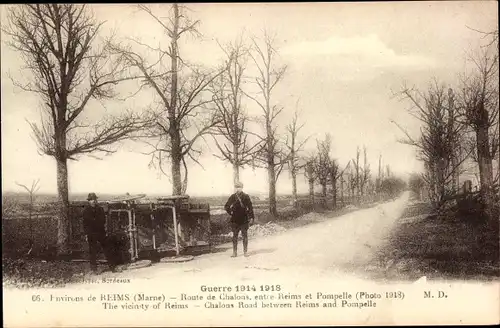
[234,181,244,188]
[87,192,98,201]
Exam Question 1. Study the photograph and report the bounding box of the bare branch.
[107,4,222,195]
[5,4,148,164]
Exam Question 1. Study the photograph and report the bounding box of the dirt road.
[108,191,410,284]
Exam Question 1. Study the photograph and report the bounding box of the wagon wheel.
[124,259,152,270]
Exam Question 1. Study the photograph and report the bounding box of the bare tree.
[329,160,350,209]
[376,154,383,196]
[394,80,470,207]
[285,104,310,208]
[339,162,351,206]
[110,4,225,195]
[329,160,339,208]
[304,158,315,206]
[466,26,499,50]
[351,147,362,202]
[447,88,461,193]
[312,134,332,208]
[245,31,288,216]
[211,36,262,184]
[347,164,355,202]
[359,146,371,196]
[3,4,148,255]
[458,40,499,220]
[15,179,41,256]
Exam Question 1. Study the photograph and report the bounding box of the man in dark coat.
[82,192,117,273]
[224,181,254,257]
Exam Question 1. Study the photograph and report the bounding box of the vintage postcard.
[2,2,499,327]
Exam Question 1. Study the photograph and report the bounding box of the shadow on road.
[245,248,276,257]
[209,246,277,257]
[210,246,232,254]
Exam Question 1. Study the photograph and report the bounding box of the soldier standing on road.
[83,193,118,273]
[225,182,254,258]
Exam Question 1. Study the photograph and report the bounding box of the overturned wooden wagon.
[69,195,211,263]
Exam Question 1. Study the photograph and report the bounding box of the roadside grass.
[2,257,91,289]
[369,196,499,282]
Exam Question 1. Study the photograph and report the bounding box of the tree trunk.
[291,169,298,208]
[340,177,344,206]
[169,3,182,196]
[348,176,353,201]
[448,89,460,193]
[308,178,314,204]
[436,159,446,205]
[307,162,314,206]
[56,157,70,256]
[171,158,182,195]
[427,162,439,207]
[452,155,460,193]
[232,162,240,185]
[171,159,182,195]
[356,170,360,200]
[476,126,494,220]
[268,164,278,216]
[232,142,240,185]
[171,128,183,195]
[332,178,337,209]
[321,183,327,208]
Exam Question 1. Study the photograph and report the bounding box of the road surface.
[106,191,411,283]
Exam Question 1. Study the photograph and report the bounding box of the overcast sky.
[1,2,498,197]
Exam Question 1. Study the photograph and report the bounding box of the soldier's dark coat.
[224,192,254,225]
[82,204,115,270]
[83,205,106,236]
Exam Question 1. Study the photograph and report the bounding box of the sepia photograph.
[1,2,499,327]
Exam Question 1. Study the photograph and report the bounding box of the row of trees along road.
[395,28,499,224]
[304,134,406,209]
[4,4,402,255]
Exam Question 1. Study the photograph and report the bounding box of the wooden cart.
[69,194,211,263]
[104,195,211,262]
